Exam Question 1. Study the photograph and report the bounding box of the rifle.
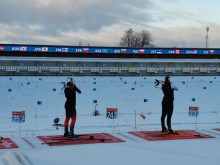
[154,79,164,87]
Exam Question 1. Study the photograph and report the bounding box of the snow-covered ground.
[0,76,220,165]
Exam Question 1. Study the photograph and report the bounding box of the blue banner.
[0,44,220,55]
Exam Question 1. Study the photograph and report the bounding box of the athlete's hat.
[165,76,170,81]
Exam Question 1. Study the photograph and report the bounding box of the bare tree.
[119,28,134,47]
[119,28,153,47]
[139,30,152,47]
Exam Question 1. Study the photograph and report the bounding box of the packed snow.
[0,76,220,165]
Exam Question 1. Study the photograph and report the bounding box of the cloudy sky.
[0,0,219,48]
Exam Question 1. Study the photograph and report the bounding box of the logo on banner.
[42,47,48,51]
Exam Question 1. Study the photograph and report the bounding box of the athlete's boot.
[161,127,168,132]
[64,127,69,137]
[69,127,74,137]
[69,127,79,139]
[168,128,177,134]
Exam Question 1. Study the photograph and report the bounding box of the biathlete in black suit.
[161,76,177,134]
[64,81,81,137]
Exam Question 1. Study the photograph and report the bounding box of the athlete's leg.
[161,101,167,131]
[70,109,77,136]
[167,102,174,130]
[64,104,71,136]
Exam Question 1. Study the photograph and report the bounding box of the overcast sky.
[0,0,219,48]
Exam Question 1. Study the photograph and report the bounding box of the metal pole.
[113,118,115,133]
[134,110,137,129]
[19,122,21,137]
[205,27,209,48]
[195,115,197,131]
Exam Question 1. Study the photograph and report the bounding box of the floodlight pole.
[205,27,209,48]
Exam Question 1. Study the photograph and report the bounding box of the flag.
[209,50,214,54]
[156,50,162,54]
[0,46,4,51]
[20,47,27,51]
[192,50,197,54]
[140,114,146,120]
[139,49,145,54]
[175,50,180,54]
[121,49,126,54]
[42,47,48,51]
[83,48,89,53]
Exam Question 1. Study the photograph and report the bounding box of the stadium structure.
[0,44,220,76]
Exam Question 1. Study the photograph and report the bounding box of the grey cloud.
[3,0,218,47]
[0,0,154,36]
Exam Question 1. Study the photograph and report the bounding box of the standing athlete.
[161,76,177,134]
[64,81,81,137]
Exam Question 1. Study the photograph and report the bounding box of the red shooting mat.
[38,133,125,146]
[0,138,19,149]
[128,130,215,141]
